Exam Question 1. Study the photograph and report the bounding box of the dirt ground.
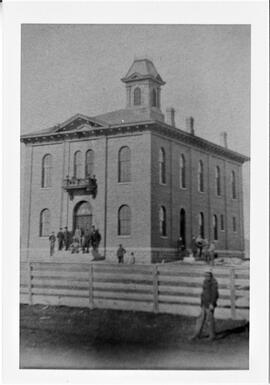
[20,304,249,370]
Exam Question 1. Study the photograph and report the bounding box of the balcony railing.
[63,176,97,199]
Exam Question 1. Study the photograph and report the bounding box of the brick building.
[21,58,249,262]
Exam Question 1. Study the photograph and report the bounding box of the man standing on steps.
[57,228,64,251]
[190,270,219,341]
[49,231,56,257]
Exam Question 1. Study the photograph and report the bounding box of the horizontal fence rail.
[20,261,249,320]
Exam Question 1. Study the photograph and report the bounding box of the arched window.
[134,87,141,106]
[231,171,236,199]
[232,216,237,232]
[41,154,52,188]
[152,89,157,107]
[216,166,221,196]
[40,209,50,237]
[159,206,167,236]
[198,160,204,192]
[74,151,83,178]
[118,146,131,182]
[85,149,94,177]
[199,212,205,238]
[159,148,166,184]
[213,215,218,240]
[118,205,131,235]
[180,154,186,188]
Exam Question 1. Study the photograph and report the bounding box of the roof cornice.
[21,120,249,164]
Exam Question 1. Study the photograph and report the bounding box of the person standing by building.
[83,228,91,253]
[57,228,64,251]
[190,270,219,341]
[195,234,204,259]
[207,241,216,266]
[116,244,126,264]
[63,227,71,251]
[176,236,185,260]
[49,231,56,257]
[191,235,197,259]
[127,252,135,264]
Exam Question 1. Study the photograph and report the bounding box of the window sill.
[180,186,187,190]
[160,236,168,239]
[118,182,131,185]
[40,187,52,190]
[117,235,131,238]
[159,182,167,186]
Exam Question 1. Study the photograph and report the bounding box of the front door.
[74,201,92,235]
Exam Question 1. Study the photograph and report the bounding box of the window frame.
[74,150,83,179]
[215,166,221,196]
[41,154,52,188]
[213,214,218,241]
[85,149,95,177]
[179,154,186,189]
[198,160,204,193]
[159,206,167,237]
[159,148,166,185]
[118,205,131,236]
[39,208,50,237]
[118,146,131,183]
[134,87,141,106]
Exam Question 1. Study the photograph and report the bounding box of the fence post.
[28,261,32,305]
[89,263,94,309]
[153,264,159,313]
[230,267,236,319]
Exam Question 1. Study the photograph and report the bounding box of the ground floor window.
[159,206,167,236]
[118,205,131,235]
[40,209,50,236]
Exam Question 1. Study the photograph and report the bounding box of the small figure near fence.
[49,232,56,256]
[57,228,64,251]
[117,244,126,264]
[190,270,219,341]
[127,252,135,264]
[206,241,216,266]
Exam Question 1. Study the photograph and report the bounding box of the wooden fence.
[20,261,249,320]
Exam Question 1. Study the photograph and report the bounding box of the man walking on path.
[49,232,56,257]
[190,270,219,341]
[57,228,64,251]
[116,244,126,264]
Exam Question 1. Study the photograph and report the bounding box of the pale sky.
[21,24,250,238]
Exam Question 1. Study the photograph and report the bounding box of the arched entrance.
[73,201,92,235]
[180,208,186,247]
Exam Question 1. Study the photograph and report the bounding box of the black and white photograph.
[19,23,250,370]
[2,1,269,382]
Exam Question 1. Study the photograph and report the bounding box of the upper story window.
[40,208,50,237]
[85,149,94,177]
[118,205,131,236]
[134,87,141,106]
[198,160,204,192]
[180,154,186,188]
[231,170,237,199]
[215,166,221,196]
[199,212,205,238]
[41,154,52,188]
[213,214,218,240]
[152,89,157,107]
[118,146,131,182]
[159,148,166,184]
[159,206,167,236]
[74,151,83,178]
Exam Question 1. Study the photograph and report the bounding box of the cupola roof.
[121,58,165,85]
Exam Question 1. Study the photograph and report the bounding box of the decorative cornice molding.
[21,120,249,164]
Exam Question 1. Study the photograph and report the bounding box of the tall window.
[118,205,131,235]
[198,160,204,192]
[41,154,52,188]
[180,154,186,188]
[220,214,225,231]
[199,212,205,238]
[152,89,157,107]
[40,209,50,237]
[134,87,141,106]
[215,166,221,196]
[232,216,237,232]
[74,151,83,178]
[118,146,131,182]
[213,215,218,240]
[85,149,94,177]
[231,171,236,199]
[159,148,166,184]
[159,206,167,236]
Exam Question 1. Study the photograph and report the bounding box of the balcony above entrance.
[63,176,97,200]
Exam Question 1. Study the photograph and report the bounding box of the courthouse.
[21,58,249,262]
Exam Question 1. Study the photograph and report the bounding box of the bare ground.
[20,304,249,370]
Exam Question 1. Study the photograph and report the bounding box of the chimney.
[166,107,175,127]
[220,131,228,148]
[186,117,195,135]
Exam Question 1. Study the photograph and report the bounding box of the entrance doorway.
[180,208,186,247]
[73,201,92,235]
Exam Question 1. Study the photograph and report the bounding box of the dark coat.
[200,277,219,308]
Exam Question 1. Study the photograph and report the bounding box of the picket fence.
[20,261,249,320]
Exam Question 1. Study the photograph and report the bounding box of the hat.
[204,269,213,276]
